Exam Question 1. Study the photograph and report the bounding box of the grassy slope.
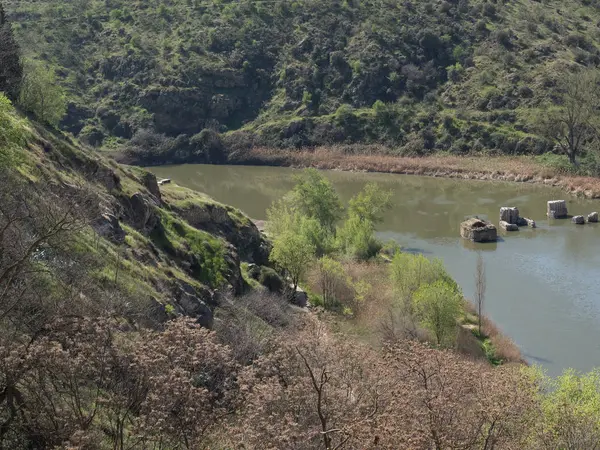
[7,0,600,159]
[0,95,260,320]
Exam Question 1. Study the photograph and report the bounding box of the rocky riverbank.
[230,146,600,199]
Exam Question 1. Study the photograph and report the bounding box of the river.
[151,164,600,376]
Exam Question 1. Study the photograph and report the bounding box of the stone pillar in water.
[500,207,520,225]
[547,200,568,219]
[588,212,599,223]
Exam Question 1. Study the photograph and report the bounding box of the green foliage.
[390,252,460,309]
[348,182,392,225]
[316,256,348,308]
[0,94,27,167]
[532,367,600,446]
[290,169,343,232]
[413,280,464,347]
[269,230,315,293]
[0,4,22,101]
[336,214,382,261]
[18,61,66,126]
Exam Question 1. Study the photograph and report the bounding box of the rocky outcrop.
[500,221,518,231]
[460,218,497,242]
[141,171,162,203]
[176,202,271,265]
[588,212,599,223]
[174,281,215,328]
[128,192,159,231]
[548,200,568,219]
[92,212,126,244]
[572,215,585,225]
[500,207,520,225]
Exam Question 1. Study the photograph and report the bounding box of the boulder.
[522,218,536,228]
[460,218,497,242]
[292,286,309,308]
[92,212,126,244]
[141,171,162,203]
[95,166,121,191]
[129,192,158,231]
[588,212,599,223]
[500,207,520,225]
[572,215,585,225]
[500,220,519,232]
[547,200,568,219]
[175,282,214,328]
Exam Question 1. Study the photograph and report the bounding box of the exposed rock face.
[292,286,309,308]
[460,218,497,242]
[128,193,158,231]
[177,203,271,265]
[500,207,520,225]
[141,171,162,203]
[572,215,585,225]
[500,220,519,231]
[548,200,568,219]
[175,281,215,328]
[588,212,599,223]
[92,212,126,244]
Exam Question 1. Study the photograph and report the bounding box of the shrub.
[258,266,285,293]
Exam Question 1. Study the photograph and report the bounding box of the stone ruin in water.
[547,200,568,219]
[460,218,497,243]
[499,207,536,231]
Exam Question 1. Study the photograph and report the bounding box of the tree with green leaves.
[269,230,315,299]
[0,2,22,101]
[348,182,392,225]
[412,280,464,347]
[532,367,600,448]
[290,169,343,233]
[538,69,600,165]
[18,60,66,126]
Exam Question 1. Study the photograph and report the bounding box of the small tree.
[0,3,22,100]
[539,69,600,165]
[316,256,349,308]
[474,252,486,335]
[290,168,343,233]
[348,182,392,225]
[270,230,315,298]
[19,60,66,126]
[413,280,464,347]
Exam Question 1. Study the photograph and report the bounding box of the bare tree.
[475,252,486,336]
[539,69,600,165]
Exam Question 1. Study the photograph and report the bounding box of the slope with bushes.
[7,0,600,166]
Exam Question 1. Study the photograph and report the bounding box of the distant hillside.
[7,0,600,161]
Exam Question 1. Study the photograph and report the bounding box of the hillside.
[7,0,600,165]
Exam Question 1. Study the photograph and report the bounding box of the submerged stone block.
[547,200,568,219]
[500,207,520,225]
[460,218,497,242]
[522,217,536,228]
[572,215,585,225]
[588,212,599,223]
[500,220,519,231]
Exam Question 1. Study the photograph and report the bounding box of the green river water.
[151,164,600,377]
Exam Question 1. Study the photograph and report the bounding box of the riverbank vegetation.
[2,93,600,447]
[8,0,600,175]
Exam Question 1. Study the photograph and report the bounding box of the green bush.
[258,266,284,294]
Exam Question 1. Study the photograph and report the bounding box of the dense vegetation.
[7,0,600,170]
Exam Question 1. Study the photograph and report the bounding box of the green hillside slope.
[6,0,600,162]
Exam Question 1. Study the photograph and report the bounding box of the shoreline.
[230,147,600,199]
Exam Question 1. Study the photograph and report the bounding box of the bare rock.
[500,207,520,225]
[92,212,126,244]
[129,193,158,231]
[548,200,568,219]
[141,171,162,203]
[95,166,121,191]
[588,212,599,223]
[460,218,497,242]
[175,282,214,328]
[572,215,585,225]
[500,220,519,231]
[522,217,536,228]
[292,286,309,308]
